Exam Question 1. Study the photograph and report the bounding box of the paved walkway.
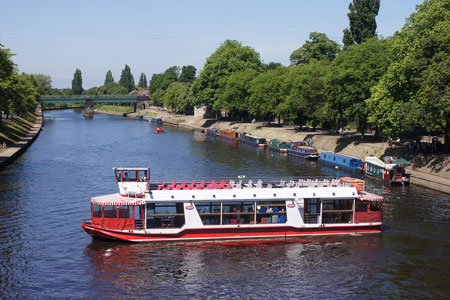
[0,108,43,172]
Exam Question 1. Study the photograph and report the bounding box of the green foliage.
[71,68,83,95]
[149,66,180,106]
[215,69,259,118]
[343,0,380,47]
[326,37,392,133]
[286,60,332,127]
[179,65,197,83]
[290,32,340,66]
[104,70,114,84]
[162,82,192,113]
[190,40,262,107]
[367,0,450,144]
[248,66,289,122]
[119,64,135,92]
[96,82,128,95]
[84,87,98,95]
[26,74,52,95]
[138,73,147,88]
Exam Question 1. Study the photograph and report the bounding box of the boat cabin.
[319,152,362,171]
[114,167,150,197]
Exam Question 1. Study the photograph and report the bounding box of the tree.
[325,37,393,136]
[119,64,135,92]
[0,44,16,121]
[162,82,193,113]
[138,73,147,88]
[367,0,450,148]
[28,74,52,95]
[248,66,290,124]
[286,60,332,128]
[104,70,114,85]
[179,65,197,83]
[343,0,380,48]
[215,69,259,119]
[71,69,83,95]
[96,82,128,95]
[290,32,340,66]
[190,40,262,107]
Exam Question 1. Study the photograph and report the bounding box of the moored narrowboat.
[269,139,290,153]
[364,156,410,185]
[81,168,384,243]
[239,133,267,148]
[206,128,220,136]
[319,151,363,171]
[288,142,319,159]
[218,129,240,142]
[151,117,163,125]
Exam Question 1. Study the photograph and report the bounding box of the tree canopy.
[138,73,147,89]
[71,68,83,95]
[190,40,262,106]
[104,70,114,85]
[367,0,450,146]
[290,32,340,66]
[343,0,380,48]
[179,65,197,83]
[119,64,135,92]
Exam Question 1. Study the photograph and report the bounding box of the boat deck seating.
[151,178,353,191]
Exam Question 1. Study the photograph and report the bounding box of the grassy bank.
[0,112,37,152]
[94,104,134,114]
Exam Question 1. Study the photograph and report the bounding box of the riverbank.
[0,105,43,172]
[127,107,450,193]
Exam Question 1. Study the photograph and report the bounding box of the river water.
[0,109,449,299]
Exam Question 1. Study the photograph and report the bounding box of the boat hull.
[81,222,381,243]
[288,149,319,160]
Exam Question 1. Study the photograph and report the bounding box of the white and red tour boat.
[81,168,383,242]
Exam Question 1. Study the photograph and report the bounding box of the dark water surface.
[0,109,449,299]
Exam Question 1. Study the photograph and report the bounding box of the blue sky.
[0,0,423,89]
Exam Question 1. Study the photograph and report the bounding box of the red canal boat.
[81,168,383,242]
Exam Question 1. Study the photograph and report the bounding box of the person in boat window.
[124,172,129,181]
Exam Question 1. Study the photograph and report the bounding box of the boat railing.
[150,178,354,191]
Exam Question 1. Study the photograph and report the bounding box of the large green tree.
[162,82,192,113]
[179,65,197,83]
[119,64,135,92]
[190,40,262,107]
[71,68,83,95]
[96,82,128,95]
[0,44,16,121]
[104,70,114,84]
[367,0,450,148]
[138,73,147,88]
[326,37,393,135]
[290,32,340,66]
[248,66,290,124]
[343,0,380,48]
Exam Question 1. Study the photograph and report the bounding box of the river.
[0,109,449,299]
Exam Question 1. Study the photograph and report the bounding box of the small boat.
[81,168,384,243]
[364,156,410,185]
[269,139,290,153]
[239,133,267,148]
[151,117,163,125]
[218,129,240,142]
[143,116,152,122]
[319,151,363,171]
[288,142,319,159]
[154,126,164,133]
[206,128,220,136]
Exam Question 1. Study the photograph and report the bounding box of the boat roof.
[322,151,361,160]
[365,156,385,168]
[114,167,149,171]
[149,186,358,201]
[243,133,265,139]
[91,193,146,206]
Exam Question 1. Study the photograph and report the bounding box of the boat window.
[103,205,117,218]
[304,199,320,224]
[322,199,353,224]
[116,170,122,182]
[223,201,255,224]
[93,205,102,218]
[146,203,185,228]
[343,159,346,164]
[355,201,368,212]
[195,202,221,225]
[333,156,336,161]
[123,171,137,182]
[138,170,148,182]
[370,201,382,211]
[256,201,287,224]
[118,205,133,218]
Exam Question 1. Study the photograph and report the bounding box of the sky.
[0,0,424,89]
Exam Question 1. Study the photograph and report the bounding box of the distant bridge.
[39,95,151,117]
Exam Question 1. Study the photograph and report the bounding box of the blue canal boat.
[288,142,319,160]
[151,117,163,125]
[319,151,362,171]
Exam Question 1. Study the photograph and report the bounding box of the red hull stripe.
[81,223,381,242]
